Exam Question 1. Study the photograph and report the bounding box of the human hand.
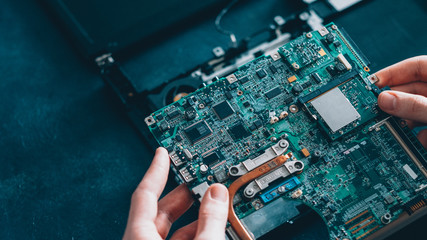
[376,56,427,148]
[123,147,229,240]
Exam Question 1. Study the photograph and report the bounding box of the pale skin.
[123,56,427,240]
[123,147,229,240]
[376,56,427,148]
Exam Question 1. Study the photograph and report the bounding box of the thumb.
[194,184,229,240]
[378,90,427,123]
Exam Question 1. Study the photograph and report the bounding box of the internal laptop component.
[145,23,427,240]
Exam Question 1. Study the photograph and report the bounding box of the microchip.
[243,101,250,108]
[265,87,282,99]
[254,119,262,128]
[203,152,221,165]
[301,81,312,89]
[204,97,212,105]
[156,113,164,120]
[384,194,395,205]
[333,41,341,48]
[212,101,235,120]
[184,120,213,144]
[311,88,360,132]
[228,123,251,140]
[167,110,181,119]
[284,97,294,104]
[159,121,170,132]
[214,169,228,182]
[229,82,238,89]
[175,135,183,142]
[240,205,249,213]
[322,195,329,203]
[225,91,233,100]
[336,63,346,72]
[239,76,250,84]
[325,33,335,44]
[269,65,277,74]
[326,65,336,76]
[256,69,267,79]
[322,156,331,163]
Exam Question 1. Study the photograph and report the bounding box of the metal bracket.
[229,140,289,176]
[244,160,304,198]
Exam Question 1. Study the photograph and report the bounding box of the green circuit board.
[145,23,427,240]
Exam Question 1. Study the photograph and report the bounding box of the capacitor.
[200,164,209,174]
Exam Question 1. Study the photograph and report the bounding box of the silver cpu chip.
[311,88,360,132]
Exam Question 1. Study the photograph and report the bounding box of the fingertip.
[153,147,170,165]
[378,91,397,112]
[208,184,229,203]
[156,147,168,155]
[374,72,386,88]
[195,184,229,240]
[417,129,427,149]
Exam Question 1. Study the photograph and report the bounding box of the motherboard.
[145,23,427,240]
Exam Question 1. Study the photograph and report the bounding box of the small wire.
[215,0,239,47]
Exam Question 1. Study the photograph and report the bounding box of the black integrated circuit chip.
[256,69,267,79]
[239,76,250,84]
[167,110,181,119]
[228,123,251,140]
[184,120,212,144]
[159,121,170,132]
[265,87,282,99]
[269,65,277,74]
[212,101,235,120]
[284,96,294,104]
[203,152,221,165]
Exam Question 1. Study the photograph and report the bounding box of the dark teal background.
[1,0,426,239]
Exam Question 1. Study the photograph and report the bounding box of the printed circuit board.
[145,23,427,240]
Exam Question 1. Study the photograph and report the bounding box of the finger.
[375,56,427,88]
[155,184,194,238]
[417,129,427,149]
[129,147,170,222]
[170,221,198,240]
[391,82,427,96]
[404,119,425,129]
[195,184,229,240]
[378,91,427,124]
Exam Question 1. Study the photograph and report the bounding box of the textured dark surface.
[1,0,426,239]
[0,0,184,239]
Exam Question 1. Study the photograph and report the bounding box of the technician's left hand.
[123,147,229,240]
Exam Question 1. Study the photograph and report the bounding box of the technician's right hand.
[375,56,427,148]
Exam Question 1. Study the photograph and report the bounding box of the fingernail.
[156,147,166,153]
[210,185,227,202]
[380,92,396,111]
